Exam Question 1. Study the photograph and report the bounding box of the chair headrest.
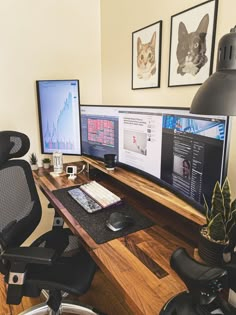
[0,131,30,165]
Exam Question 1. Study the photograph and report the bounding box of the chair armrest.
[2,247,57,305]
[2,247,57,266]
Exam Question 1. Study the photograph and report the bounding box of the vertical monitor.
[36,80,81,155]
[80,105,119,160]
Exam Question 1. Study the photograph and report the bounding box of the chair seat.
[0,131,102,314]
[25,246,97,296]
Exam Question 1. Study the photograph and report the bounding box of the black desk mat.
[53,186,154,244]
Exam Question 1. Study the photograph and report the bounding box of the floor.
[0,271,133,315]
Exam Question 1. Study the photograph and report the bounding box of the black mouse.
[106,212,134,232]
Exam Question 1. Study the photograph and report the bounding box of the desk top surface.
[33,161,201,315]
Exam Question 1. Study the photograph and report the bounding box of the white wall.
[0,0,235,197]
[0,0,102,163]
[100,0,236,197]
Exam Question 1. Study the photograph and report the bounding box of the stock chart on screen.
[37,80,81,155]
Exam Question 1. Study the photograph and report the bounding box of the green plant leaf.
[227,198,236,223]
[227,209,236,239]
[29,153,38,164]
[206,178,236,244]
[211,181,224,218]
[208,213,226,242]
[231,199,236,212]
[222,178,231,221]
[43,158,51,163]
[203,195,210,224]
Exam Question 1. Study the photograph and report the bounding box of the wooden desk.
[33,161,202,315]
[82,156,205,226]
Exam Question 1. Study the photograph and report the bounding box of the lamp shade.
[190,27,236,116]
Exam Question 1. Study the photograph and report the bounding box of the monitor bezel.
[36,79,82,156]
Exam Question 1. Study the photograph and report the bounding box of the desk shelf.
[82,156,205,226]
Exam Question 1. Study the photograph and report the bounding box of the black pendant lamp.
[190,26,236,116]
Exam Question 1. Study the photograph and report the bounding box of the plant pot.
[43,163,50,169]
[31,164,39,171]
[198,226,226,266]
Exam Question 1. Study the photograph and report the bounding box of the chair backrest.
[0,131,42,254]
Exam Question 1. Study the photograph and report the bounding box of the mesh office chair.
[0,130,104,315]
[160,248,236,315]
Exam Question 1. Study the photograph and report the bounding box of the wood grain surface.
[32,160,202,314]
[0,271,134,315]
[82,156,205,225]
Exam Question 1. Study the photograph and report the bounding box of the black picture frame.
[132,20,162,90]
[168,0,218,87]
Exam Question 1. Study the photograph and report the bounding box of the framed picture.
[132,20,162,90]
[168,0,218,87]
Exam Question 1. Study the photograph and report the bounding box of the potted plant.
[29,153,38,171]
[42,157,51,169]
[198,177,236,266]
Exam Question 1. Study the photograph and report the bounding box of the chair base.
[160,291,236,315]
[160,291,199,315]
[19,300,104,315]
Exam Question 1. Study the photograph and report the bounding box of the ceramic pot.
[198,226,226,266]
[31,164,39,171]
[43,163,50,169]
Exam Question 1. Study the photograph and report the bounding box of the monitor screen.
[118,107,164,179]
[80,105,119,160]
[79,104,230,212]
[117,106,230,212]
[36,80,81,155]
[160,111,230,210]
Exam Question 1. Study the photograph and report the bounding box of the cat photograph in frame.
[132,20,162,90]
[168,0,218,87]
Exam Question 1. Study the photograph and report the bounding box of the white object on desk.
[53,152,63,173]
[80,180,121,208]
[66,165,77,180]
[68,174,77,180]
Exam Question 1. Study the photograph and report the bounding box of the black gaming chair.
[160,247,236,315]
[0,130,104,315]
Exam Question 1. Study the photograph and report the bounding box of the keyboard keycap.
[68,187,102,213]
[80,181,121,208]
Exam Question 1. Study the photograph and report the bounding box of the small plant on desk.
[42,158,51,169]
[29,153,38,171]
[198,177,236,266]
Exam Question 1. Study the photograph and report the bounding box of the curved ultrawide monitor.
[117,106,230,212]
[36,80,81,155]
[80,104,230,213]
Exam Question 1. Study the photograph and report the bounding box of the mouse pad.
[52,186,154,244]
